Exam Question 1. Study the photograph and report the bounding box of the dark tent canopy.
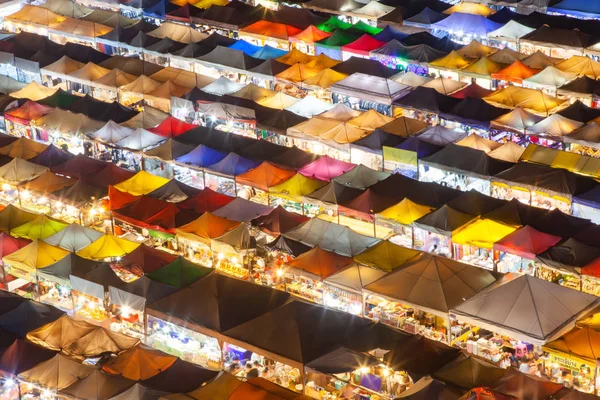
[450,83,494,99]
[119,244,178,275]
[146,178,201,203]
[492,368,563,400]
[521,25,600,50]
[394,376,464,399]
[446,190,506,217]
[394,137,442,159]
[404,7,447,27]
[192,1,260,31]
[374,26,408,42]
[557,100,600,123]
[249,58,290,78]
[171,42,214,59]
[52,181,107,207]
[251,206,309,236]
[177,188,234,214]
[305,181,364,205]
[38,89,79,109]
[197,46,263,71]
[421,144,513,179]
[401,31,458,53]
[81,164,135,189]
[384,335,460,377]
[0,300,64,337]
[0,339,55,376]
[353,129,404,151]
[63,42,110,64]
[413,205,475,235]
[305,347,379,374]
[112,276,178,305]
[536,238,600,270]
[141,359,218,393]
[255,108,309,136]
[395,87,461,114]
[144,38,186,54]
[222,300,375,364]
[265,235,312,257]
[559,76,600,96]
[147,273,290,333]
[269,145,318,169]
[371,40,447,63]
[441,97,509,129]
[127,31,161,48]
[370,173,461,208]
[483,198,548,226]
[29,144,73,168]
[332,56,397,78]
[51,154,108,179]
[432,352,508,389]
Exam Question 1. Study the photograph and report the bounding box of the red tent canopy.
[148,116,197,137]
[0,232,30,259]
[4,101,54,126]
[450,83,494,99]
[119,244,178,275]
[51,154,109,179]
[493,225,561,259]
[177,187,235,214]
[341,34,386,56]
[109,186,140,210]
[113,195,195,233]
[82,163,136,189]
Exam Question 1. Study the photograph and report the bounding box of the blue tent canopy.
[431,12,502,36]
[176,144,227,167]
[229,40,262,56]
[549,0,600,18]
[374,26,409,43]
[573,185,600,209]
[251,45,288,60]
[143,0,178,18]
[205,153,260,177]
[396,137,443,158]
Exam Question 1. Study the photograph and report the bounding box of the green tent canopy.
[146,257,212,288]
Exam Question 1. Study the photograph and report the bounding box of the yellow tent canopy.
[113,171,169,196]
[10,82,58,101]
[545,326,600,362]
[10,214,68,240]
[302,68,348,89]
[275,63,320,83]
[577,313,600,330]
[483,85,567,116]
[119,75,162,95]
[443,2,495,16]
[0,158,49,185]
[276,48,315,65]
[429,50,473,70]
[376,198,433,226]
[76,234,140,260]
[49,17,112,38]
[306,54,340,70]
[5,5,66,27]
[354,240,422,272]
[519,144,600,179]
[456,41,498,60]
[456,134,502,153]
[147,22,207,44]
[2,239,69,271]
[452,219,517,249]
[41,56,85,80]
[555,56,600,79]
[230,83,276,102]
[460,57,504,78]
[68,62,111,85]
[26,315,97,351]
[92,69,137,90]
[268,173,327,200]
[102,345,177,380]
[193,0,229,8]
[256,92,300,110]
[63,326,140,359]
[0,137,48,160]
[347,109,394,131]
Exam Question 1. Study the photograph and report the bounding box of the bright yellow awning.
[10,214,68,240]
[377,198,433,225]
[76,234,140,260]
[452,219,517,249]
[113,171,169,196]
[3,240,69,271]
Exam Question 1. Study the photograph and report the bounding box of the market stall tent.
[18,353,95,391]
[102,345,177,380]
[0,339,56,377]
[298,155,355,181]
[76,234,140,260]
[452,273,599,344]
[0,158,48,185]
[0,205,38,233]
[452,219,517,250]
[62,325,140,360]
[146,256,211,288]
[484,85,567,116]
[10,214,68,240]
[0,298,65,336]
[431,353,507,389]
[268,173,327,200]
[353,240,421,272]
[25,314,96,351]
[113,171,170,196]
[2,239,69,270]
[252,206,309,236]
[490,107,543,134]
[58,369,135,399]
[176,212,240,244]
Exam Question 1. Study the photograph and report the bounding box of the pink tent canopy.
[298,155,355,181]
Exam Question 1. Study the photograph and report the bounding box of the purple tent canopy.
[298,155,355,181]
[396,137,443,158]
[213,197,273,222]
[205,152,260,177]
[175,144,227,167]
[432,12,502,36]
[29,144,74,168]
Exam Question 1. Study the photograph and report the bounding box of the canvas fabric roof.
[177,188,234,215]
[286,246,353,279]
[76,234,140,260]
[283,217,379,256]
[10,82,57,101]
[353,240,421,272]
[460,57,503,78]
[524,66,576,89]
[223,300,374,365]
[197,46,262,73]
[147,22,205,43]
[331,73,410,105]
[251,206,309,236]
[298,155,355,181]
[256,92,300,110]
[416,125,467,146]
[456,134,501,153]
[147,179,200,203]
[413,204,475,236]
[102,345,176,381]
[429,50,473,70]
[240,20,302,41]
[6,5,66,27]
[114,171,169,196]
[34,109,104,137]
[395,87,461,115]
[0,205,37,233]
[49,17,112,38]
[341,34,386,56]
[422,77,467,96]
[176,212,240,244]
[145,256,211,288]
[555,56,600,79]
[558,75,600,97]
[526,113,583,139]
[89,121,134,145]
[40,56,85,80]
[331,57,396,79]
[2,239,69,271]
[305,0,360,15]
[452,219,517,249]
[40,0,93,18]
[58,369,134,399]
[25,315,96,351]
[201,77,244,96]
[285,96,333,118]
[0,158,47,185]
[483,85,566,115]
[450,83,494,99]
[490,107,543,134]
[67,62,110,85]
[452,273,599,344]
[456,40,498,60]
[212,197,272,222]
[432,353,508,390]
[235,162,295,191]
[148,273,289,336]
[0,233,30,260]
[332,164,389,190]
[522,25,600,50]
[268,173,326,200]
[488,20,535,40]
[304,181,363,207]
[0,339,56,377]
[347,0,393,19]
[558,101,600,123]
[545,326,600,363]
[119,244,178,276]
[376,198,433,227]
[0,297,65,336]
[305,346,379,375]
[0,137,47,160]
[432,12,502,36]
[63,325,139,360]
[230,84,276,102]
[365,254,497,315]
[18,354,95,390]
[487,141,526,163]
[11,214,68,241]
[4,101,54,126]
[491,60,540,84]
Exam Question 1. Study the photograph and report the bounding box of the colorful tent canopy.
[452,219,517,249]
[240,20,302,41]
[483,85,567,116]
[0,339,56,377]
[146,256,211,288]
[491,60,540,84]
[212,197,272,222]
[353,240,421,272]
[178,188,234,215]
[490,107,543,134]
[113,171,169,196]
[76,234,140,260]
[432,12,502,36]
[63,326,140,360]
[3,239,69,271]
[0,233,30,260]
[251,206,309,236]
[10,214,68,241]
[235,162,295,191]
[287,246,353,279]
[58,369,135,399]
[176,212,240,244]
[148,116,196,138]
[25,315,96,351]
[268,173,326,200]
[452,273,599,344]
[443,2,495,16]
[0,205,38,233]
[102,345,177,381]
[526,113,583,139]
[298,155,355,181]
[376,198,433,227]
[18,354,95,391]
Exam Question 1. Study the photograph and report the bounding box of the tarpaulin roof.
[298,155,355,181]
[68,62,110,85]
[240,20,302,41]
[370,173,461,208]
[49,17,111,38]
[404,6,447,26]
[18,353,95,390]
[421,143,513,179]
[443,2,495,15]
[452,218,517,249]
[41,224,101,253]
[176,212,240,244]
[0,158,48,185]
[119,244,177,276]
[0,138,47,160]
[0,339,56,376]
[251,45,288,61]
[228,39,262,55]
[114,171,169,196]
[522,25,600,50]
[0,298,65,336]
[25,315,95,351]
[140,359,218,394]
[58,369,135,399]
[102,345,176,381]
[443,97,509,129]
[230,83,276,102]
[456,134,501,153]
[119,75,161,95]
[431,12,502,35]
[491,60,540,84]
[450,83,494,100]
[0,205,37,233]
[146,179,200,203]
[538,237,600,275]
[284,217,379,256]
[530,208,592,240]
[116,128,165,151]
[366,254,497,315]
[460,57,503,78]
[197,46,262,73]
[422,77,467,96]
[456,40,498,60]
[5,100,54,126]
[305,346,379,374]
[235,162,295,191]
[395,86,461,114]
[376,198,433,227]
[51,180,107,207]
[341,34,385,56]
[306,0,360,14]
[481,197,546,227]
[76,234,140,260]
[287,246,353,279]
[332,164,389,190]
[520,51,560,70]
[212,197,272,222]
[416,124,466,146]
[526,113,583,138]
[413,204,475,236]
[177,188,234,214]
[251,205,309,236]
[558,100,600,123]
[353,240,421,272]
[223,300,374,364]
[452,273,599,344]
[372,41,445,65]
[145,256,210,288]
[276,63,320,83]
[149,272,290,336]
[63,325,139,360]
[205,152,260,177]
[147,22,205,44]
[113,195,190,232]
[89,121,134,145]
[0,232,29,260]
[565,122,600,148]
[487,141,526,163]
[28,145,73,168]
[555,56,600,79]
[490,107,543,134]
[524,66,576,89]
[33,109,104,137]
[558,75,600,97]
[331,56,396,78]
[10,82,57,101]
[488,19,535,40]
[256,92,300,110]
[10,214,67,241]
[144,139,194,162]
[40,56,85,79]
[333,72,410,105]
[304,181,363,206]
[290,25,331,43]
[315,29,360,50]
[484,85,567,115]
[546,326,600,363]
[347,0,393,19]
[268,172,326,200]
[432,353,508,389]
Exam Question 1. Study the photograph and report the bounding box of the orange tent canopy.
[275,63,320,83]
[240,20,302,41]
[491,60,540,84]
[176,212,240,244]
[545,326,600,361]
[290,25,331,43]
[287,246,353,279]
[5,100,54,126]
[235,162,295,191]
[102,345,177,380]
